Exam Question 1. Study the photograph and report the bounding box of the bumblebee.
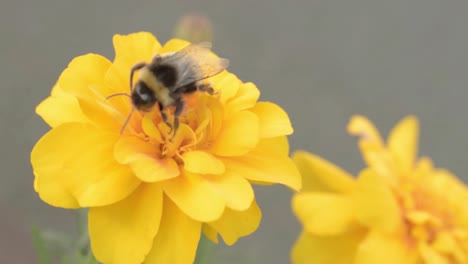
[109,42,229,138]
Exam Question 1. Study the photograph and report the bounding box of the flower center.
[141,93,219,163]
[399,184,455,244]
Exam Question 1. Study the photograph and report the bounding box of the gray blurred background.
[3,0,468,263]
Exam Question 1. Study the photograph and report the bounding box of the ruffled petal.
[388,116,419,174]
[114,136,179,182]
[222,137,301,191]
[353,169,401,232]
[347,115,384,148]
[209,110,259,157]
[202,224,218,244]
[216,73,242,104]
[31,123,140,208]
[113,32,161,63]
[162,171,225,222]
[36,85,88,128]
[348,116,395,180]
[202,170,254,211]
[141,114,163,143]
[182,151,225,175]
[207,200,261,245]
[291,230,366,264]
[293,192,356,235]
[145,197,201,264]
[158,38,190,53]
[293,150,355,193]
[250,102,293,138]
[77,98,124,132]
[354,231,417,264]
[224,82,260,117]
[419,242,451,264]
[103,56,138,114]
[431,232,467,263]
[57,54,112,100]
[88,183,163,264]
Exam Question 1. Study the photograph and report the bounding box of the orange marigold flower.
[31,32,301,264]
[291,115,468,264]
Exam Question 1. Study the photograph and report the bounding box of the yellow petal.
[267,133,290,155]
[113,32,161,63]
[202,170,254,211]
[57,54,112,100]
[142,114,163,143]
[293,150,356,193]
[208,200,261,245]
[31,123,140,208]
[347,115,384,147]
[206,97,226,141]
[224,82,260,117]
[88,183,163,264]
[36,85,89,128]
[223,137,301,191]
[77,98,123,132]
[102,56,127,94]
[354,169,401,232]
[145,196,201,264]
[291,230,366,264]
[432,232,467,263]
[202,224,219,244]
[251,102,293,138]
[209,110,259,157]
[348,116,396,179]
[163,171,225,222]
[114,136,179,182]
[158,123,197,148]
[103,56,137,114]
[158,38,191,53]
[292,193,356,235]
[406,210,440,226]
[182,151,225,175]
[388,116,419,173]
[419,243,450,264]
[354,231,417,264]
[216,73,242,104]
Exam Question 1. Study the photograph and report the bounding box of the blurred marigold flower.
[31,32,301,264]
[173,14,213,43]
[291,115,468,264]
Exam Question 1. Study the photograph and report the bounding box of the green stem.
[32,226,52,264]
[194,234,216,264]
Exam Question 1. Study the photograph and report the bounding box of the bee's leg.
[158,101,172,131]
[130,62,146,92]
[197,83,216,95]
[170,98,185,140]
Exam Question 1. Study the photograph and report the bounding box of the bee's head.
[132,82,157,112]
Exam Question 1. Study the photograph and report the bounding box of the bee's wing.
[161,42,229,90]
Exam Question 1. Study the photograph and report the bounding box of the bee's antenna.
[120,107,136,134]
[106,93,131,100]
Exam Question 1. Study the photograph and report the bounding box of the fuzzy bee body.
[116,42,229,137]
[134,67,175,109]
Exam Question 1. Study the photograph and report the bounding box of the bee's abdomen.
[149,64,178,88]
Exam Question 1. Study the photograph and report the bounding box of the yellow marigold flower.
[31,32,301,264]
[291,115,468,264]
